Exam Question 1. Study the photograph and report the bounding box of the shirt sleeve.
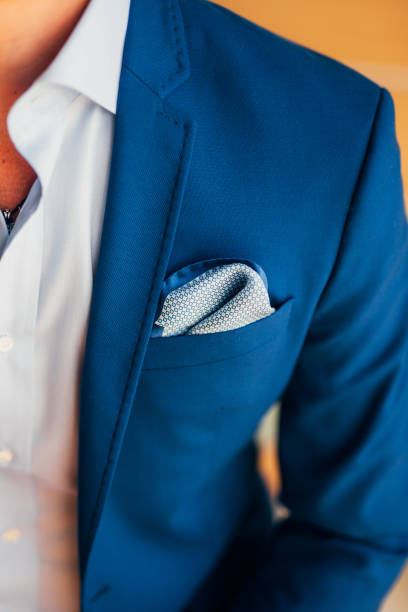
[231,86,408,612]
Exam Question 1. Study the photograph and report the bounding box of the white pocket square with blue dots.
[152,258,275,337]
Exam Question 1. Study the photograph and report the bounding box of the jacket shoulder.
[175,0,388,295]
[179,0,381,117]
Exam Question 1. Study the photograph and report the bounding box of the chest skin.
[0,129,37,212]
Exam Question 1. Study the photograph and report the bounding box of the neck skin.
[0,0,90,211]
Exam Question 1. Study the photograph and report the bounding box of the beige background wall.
[212,2,408,610]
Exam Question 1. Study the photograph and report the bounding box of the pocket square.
[152,258,275,337]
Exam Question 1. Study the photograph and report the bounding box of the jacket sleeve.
[232,86,408,611]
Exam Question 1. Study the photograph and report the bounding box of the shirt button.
[0,450,13,465]
[2,528,21,543]
[0,335,14,352]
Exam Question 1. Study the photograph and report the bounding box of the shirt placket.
[0,197,44,603]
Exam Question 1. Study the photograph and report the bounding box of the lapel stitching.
[159,0,188,95]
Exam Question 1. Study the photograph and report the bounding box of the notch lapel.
[77,0,196,572]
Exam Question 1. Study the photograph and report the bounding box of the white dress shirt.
[0,1,130,610]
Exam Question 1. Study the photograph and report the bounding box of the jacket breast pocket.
[123,297,295,522]
[143,296,295,369]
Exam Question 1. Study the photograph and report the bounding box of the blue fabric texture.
[77,1,408,610]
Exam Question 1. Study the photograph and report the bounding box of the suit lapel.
[77,0,196,572]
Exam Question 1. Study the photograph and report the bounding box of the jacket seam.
[313,86,384,311]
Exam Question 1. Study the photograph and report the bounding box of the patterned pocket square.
[152,258,275,337]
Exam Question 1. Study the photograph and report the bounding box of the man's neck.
[0,0,90,108]
[0,0,90,211]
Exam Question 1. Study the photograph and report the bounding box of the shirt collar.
[37,0,131,115]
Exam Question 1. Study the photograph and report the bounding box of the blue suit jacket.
[77,1,408,610]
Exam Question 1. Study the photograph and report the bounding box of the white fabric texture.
[0,1,130,610]
[154,263,275,336]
